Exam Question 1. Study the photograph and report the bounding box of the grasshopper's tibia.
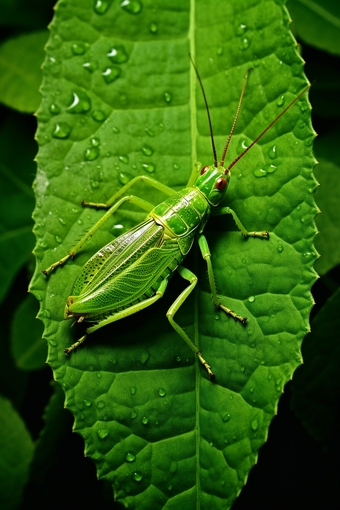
[64,334,87,355]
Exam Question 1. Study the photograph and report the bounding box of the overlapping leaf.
[29,0,317,508]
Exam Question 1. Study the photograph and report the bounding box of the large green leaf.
[29,0,317,508]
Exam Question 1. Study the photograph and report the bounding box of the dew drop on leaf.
[130,387,136,395]
[145,127,154,137]
[59,218,66,226]
[142,163,155,173]
[55,236,62,243]
[52,122,72,139]
[216,46,223,55]
[222,412,231,422]
[92,110,106,122]
[142,145,153,156]
[149,22,158,33]
[251,419,259,431]
[83,61,98,73]
[84,400,92,407]
[164,92,172,103]
[119,155,129,164]
[94,0,113,14]
[125,452,136,462]
[248,296,255,303]
[276,95,285,107]
[240,38,249,50]
[67,92,91,113]
[141,416,148,425]
[158,389,166,397]
[235,23,247,35]
[131,471,143,482]
[91,137,100,147]
[49,103,60,114]
[121,0,142,15]
[85,148,100,161]
[72,43,86,55]
[253,166,267,178]
[118,172,132,185]
[111,224,124,235]
[97,400,105,409]
[277,245,283,253]
[102,66,121,83]
[268,145,277,159]
[107,44,129,63]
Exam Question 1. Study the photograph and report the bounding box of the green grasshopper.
[43,60,310,377]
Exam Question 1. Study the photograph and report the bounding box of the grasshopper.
[43,59,310,377]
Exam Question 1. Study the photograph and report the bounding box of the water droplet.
[118,172,132,185]
[131,411,137,419]
[94,0,113,14]
[67,91,91,114]
[276,95,285,106]
[72,43,86,55]
[250,387,254,393]
[277,245,283,253]
[240,38,249,50]
[142,163,155,173]
[164,92,172,103]
[119,155,129,164]
[216,46,223,55]
[241,366,245,373]
[55,235,62,243]
[158,389,166,397]
[112,126,120,134]
[85,147,100,161]
[149,22,158,33]
[222,412,231,422]
[59,218,66,226]
[52,122,72,139]
[131,471,143,482]
[248,296,255,303]
[173,163,180,170]
[97,428,109,439]
[237,139,248,152]
[84,400,92,407]
[97,400,105,409]
[167,484,172,491]
[77,219,83,225]
[268,146,277,159]
[215,315,219,320]
[111,224,124,235]
[145,127,154,137]
[83,61,98,73]
[90,180,99,189]
[170,461,178,473]
[91,137,100,147]
[49,103,60,114]
[92,110,106,122]
[49,340,57,346]
[130,387,136,395]
[125,452,136,462]
[141,416,148,425]
[253,57,260,67]
[107,44,129,63]
[251,419,258,431]
[142,145,153,156]
[304,137,313,147]
[102,66,121,83]
[236,23,247,35]
[121,0,142,15]
[175,355,181,362]
[253,167,267,178]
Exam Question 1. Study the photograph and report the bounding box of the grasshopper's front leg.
[211,206,269,239]
[198,235,248,323]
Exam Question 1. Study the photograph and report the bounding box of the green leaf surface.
[0,30,47,113]
[11,293,46,371]
[290,287,340,451]
[287,0,340,56]
[313,127,340,275]
[30,0,317,508]
[0,114,36,304]
[0,394,34,510]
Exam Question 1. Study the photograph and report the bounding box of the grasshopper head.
[194,165,231,206]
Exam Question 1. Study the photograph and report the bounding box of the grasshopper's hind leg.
[166,265,214,378]
[63,279,169,355]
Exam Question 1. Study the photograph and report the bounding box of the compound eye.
[201,166,209,175]
[215,178,227,190]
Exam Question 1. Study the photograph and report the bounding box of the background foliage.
[0,0,339,508]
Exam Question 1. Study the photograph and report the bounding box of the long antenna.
[220,68,252,166]
[225,83,312,173]
[189,53,218,168]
